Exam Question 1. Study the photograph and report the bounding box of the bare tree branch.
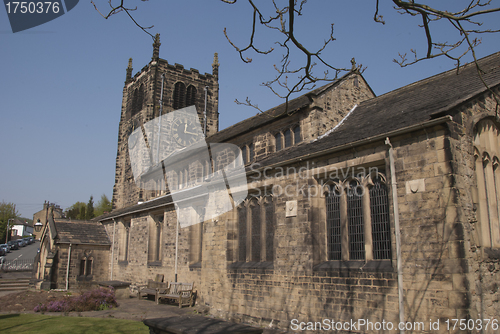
[91,0,155,39]
[92,0,500,116]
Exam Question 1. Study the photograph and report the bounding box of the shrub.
[34,287,117,313]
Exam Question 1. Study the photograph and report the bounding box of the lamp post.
[6,218,14,244]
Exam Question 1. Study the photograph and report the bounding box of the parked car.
[23,237,31,245]
[8,240,19,250]
[0,244,10,253]
[0,247,5,256]
[17,239,25,247]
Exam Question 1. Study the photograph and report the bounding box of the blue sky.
[1,1,499,218]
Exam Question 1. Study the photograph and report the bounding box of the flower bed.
[34,287,117,313]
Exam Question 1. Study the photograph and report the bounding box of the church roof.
[208,71,367,143]
[52,219,110,245]
[257,51,500,168]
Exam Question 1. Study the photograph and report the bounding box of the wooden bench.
[137,274,168,303]
[157,282,194,307]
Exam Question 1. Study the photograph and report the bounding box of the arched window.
[173,82,186,110]
[275,133,282,152]
[474,118,500,247]
[324,173,391,261]
[186,85,197,106]
[236,196,275,263]
[370,176,391,259]
[237,204,247,262]
[326,185,341,260]
[293,126,301,144]
[131,89,138,117]
[241,146,248,165]
[131,84,144,117]
[347,180,365,260]
[249,143,255,162]
[284,129,292,148]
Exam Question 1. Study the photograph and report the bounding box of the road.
[2,240,39,261]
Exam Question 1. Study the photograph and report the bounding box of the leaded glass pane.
[326,186,341,260]
[370,177,392,259]
[347,181,365,260]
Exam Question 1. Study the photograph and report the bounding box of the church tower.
[112,34,220,209]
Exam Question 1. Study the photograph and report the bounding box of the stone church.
[95,35,500,332]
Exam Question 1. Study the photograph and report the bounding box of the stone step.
[0,278,30,291]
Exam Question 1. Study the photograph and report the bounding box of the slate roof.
[207,72,368,143]
[53,219,110,245]
[97,194,174,221]
[257,51,500,167]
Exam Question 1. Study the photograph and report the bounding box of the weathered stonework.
[97,51,500,333]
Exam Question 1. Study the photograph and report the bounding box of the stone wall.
[112,55,219,210]
[102,119,492,332]
[54,244,110,289]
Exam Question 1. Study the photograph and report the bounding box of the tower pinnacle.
[125,58,133,83]
[152,34,161,60]
[212,53,219,77]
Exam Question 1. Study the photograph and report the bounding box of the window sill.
[484,248,500,260]
[189,262,201,270]
[314,260,394,272]
[227,261,273,270]
[147,261,162,267]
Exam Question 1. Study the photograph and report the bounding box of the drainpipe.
[204,86,208,136]
[111,218,116,280]
[174,218,179,282]
[385,137,405,334]
[65,243,72,291]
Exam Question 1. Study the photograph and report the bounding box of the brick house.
[97,35,500,332]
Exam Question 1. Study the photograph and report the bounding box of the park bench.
[137,274,169,303]
[157,282,194,307]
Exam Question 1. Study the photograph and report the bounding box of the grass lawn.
[0,314,150,334]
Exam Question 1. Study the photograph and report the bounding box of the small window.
[241,146,248,165]
[275,133,282,151]
[284,129,292,148]
[186,85,197,106]
[249,143,255,162]
[294,126,301,144]
[173,82,186,110]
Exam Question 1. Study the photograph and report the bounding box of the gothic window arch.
[130,84,145,118]
[284,129,292,148]
[186,85,197,106]
[148,214,163,264]
[119,220,130,262]
[275,132,282,152]
[474,118,500,248]
[173,82,186,110]
[323,172,391,261]
[235,195,275,263]
[79,253,93,279]
[249,143,255,162]
[293,125,301,144]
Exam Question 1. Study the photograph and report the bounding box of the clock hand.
[184,130,199,135]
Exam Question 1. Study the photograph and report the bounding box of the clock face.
[172,117,201,147]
